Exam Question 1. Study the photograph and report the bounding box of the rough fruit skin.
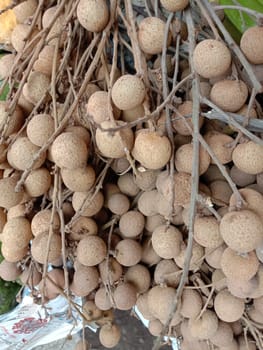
[115,239,142,267]
[99,324,121,348]
[76,235,107,266]
[2,217,32,249]
[220,210,263,253]
[61,166,95,192]
[0,102,24,137]
[138,17,171,55]
[147,285,176,322]
[160,0,189,12]
[221,247,259,282]
[180,289,202,319]
[113,282,137,310]
[31,232,62,264]
[8,137,46,171]
[152,224,182,259]
[204,131,233,165]
[194,216,223,248]
[0,176,24,209]
[210,321,234,347]
[51,132,88,169]
[95,121,134,159]
[72,191,104,217]
[210,79,248,112]
[214,289,244,322]
[240,26,263,64]
[86,91,120,124]
[24,167,51,197]
[26,114,54,147]
[232,141,263,175]
[23,71,50,105]
[0,54,15,79]
[175,143,210,175]
[111,75,146,111]
[189,310,218,339]
[193,39,231,79]
[132,130,171,170]
[77,0,109,32]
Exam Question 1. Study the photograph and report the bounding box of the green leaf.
[219,0,263,33]
[0,54,10,101]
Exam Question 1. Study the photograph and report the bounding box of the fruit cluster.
[0,0,263,349]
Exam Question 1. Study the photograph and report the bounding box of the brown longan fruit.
[0,101,24,137]
[137,190,158,217]
[152,224,182,259]
[70,216,98,241]
[136,292,155,321]
[193,39,231,79]
[220,209,263,253]
[210,79,248,112]
[145,214,166,233]
[205,244,226,269]
[42,6,66,46]
[147,285,176,322]
[33,45,60,77]
[148,319,163,336]
[23,71,50,105]
[132,130,171,170]
[189,310,218,340]
[122,104,144,122]
[0,54,15,79]
[31,231,62,264]
[31,209,60,236]
[95,120,134,158]
[204,131,233,165]
[154,259,180,287]
[232,141,263,175]
[135,169,159,191]
[61,165,95,192]
[70,265,99,297]
[230,165,256,187]
[180,289,202,319]
[0,260,22,281]
[210,180,232,206]
[107,192,130,215]
[117,173,139,197]
[124,264,151,293]
[7,137,46,171]
[174,240,204,271]
[11,24,38,53]
[77,235,106,266]
[94,286,112,311]
[113,282,137,310]
[138,17,172,55]
[1,243,28,263]
[210,321,234,347]
[2,216,32,249]
[39,268,65,300]
[24,167,51,197]
[194,215,223,248]
[51,132,88,169]
[240,26,263,64]
[111,75,146,111]
[99,323,121,349]
[221,247,259,281]
[175,143,210,175]
[86,91,120,124]
[96,64,121,90]
[0,176,24,210]
[72,191,104,217]
[141,237,161,266]
[77,0,109,32]
[119,210,145,238]
[98,257,123,284]
[160,0,189,12]
[115,239,142,267]
[27,114,54,147]
[82,300,103,322]
[13,0,38,24]
[214,289,245,322]
[64,126,90,146]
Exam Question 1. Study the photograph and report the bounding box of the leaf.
[219,0,263,33]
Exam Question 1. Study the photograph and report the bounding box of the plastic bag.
[0,288,91,350]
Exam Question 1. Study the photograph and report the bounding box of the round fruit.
[31,231,62,264]
[232,141,263,175]
[124,264,151,293]
[23,71,50,105]
[138,17,171,55]
[24,167,51,197]
[194,215,223,248]
[27,114,54,147]
[76,235,107,266]
[0,176,24,209]
[193,39,231,79]
[240,26,263,64]
[115,239,142,267]
[119,210,145,238]
[214,289,245,322]
[51,132,88,169]
[70,265,99,297]
[189,310,218,339]
[0,260,22,281]
[210,79,248,112]
[99,323,121,349]
[113,282,137,310]
[77,0,109,32]
[61,165,95,192]
[70,217,98,241]
[31,209,60,236]
[147,285,176,322]
[220,210,263,253]
[204,131,233,165]
[111,75,146,111]
[152,224,182,259]
[2,216,32,249]
[132,130,171,170]
[154,259,181,287]
[95,120,134,158]
[98,257,122,284]
[7,137,46,171]
[175,143,210,175]
[72,191,104,217]
[160,0,189,12]
[180,289,202,319]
